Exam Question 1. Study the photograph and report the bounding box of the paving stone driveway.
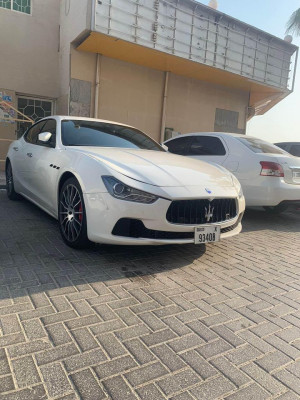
[0,190,300,400]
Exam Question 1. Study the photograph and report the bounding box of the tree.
[286,8,300,36]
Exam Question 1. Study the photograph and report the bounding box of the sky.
[202,0,300,143]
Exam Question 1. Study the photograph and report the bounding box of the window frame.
[24,120,47,145]
[24,119,57,148]
[186,135,227,156]
[17,96,53,138]
[37,118,57,148]
[0,0,32,15]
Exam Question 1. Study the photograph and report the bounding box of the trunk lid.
[274,154,300,184]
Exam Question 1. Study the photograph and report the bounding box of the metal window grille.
[17,97,53,137]
[0,0,30,14]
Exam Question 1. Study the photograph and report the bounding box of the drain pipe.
[160,71,169,144]
[94,53,101,118]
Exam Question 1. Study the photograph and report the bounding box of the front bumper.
[84,192,245,245]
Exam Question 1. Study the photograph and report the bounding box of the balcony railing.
[93,0,298,90]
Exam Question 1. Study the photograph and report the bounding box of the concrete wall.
[0,0,60,170]
[166,73,248,135]
[0,89,17,171]
[58,0,93,114]
[0,0,60,98]
[97,57,165,141]
[70,51,248,141]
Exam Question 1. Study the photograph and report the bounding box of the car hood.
[70,147,234,188]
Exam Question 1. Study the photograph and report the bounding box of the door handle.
[13,147,19,151]
[26,153,33,158]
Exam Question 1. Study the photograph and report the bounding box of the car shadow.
[1,192,299,301]
[242,206,300,233]
[0,192,208,300]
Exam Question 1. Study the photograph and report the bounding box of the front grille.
[112,217,242,240]
[166,198,237,225]
[221,212,243,233]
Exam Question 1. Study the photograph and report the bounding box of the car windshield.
[238,137,287,155]
[61,120,164,151]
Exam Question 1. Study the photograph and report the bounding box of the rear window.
[238,137,287,154]
[290,144,300,157]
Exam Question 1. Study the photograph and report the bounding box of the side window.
[39,119,56,147]
[290,145,300,157]
[24,121,46,144]
[187,136,226,156]
[165,137,191,155]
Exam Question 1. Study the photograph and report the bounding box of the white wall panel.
[94,0,297,90]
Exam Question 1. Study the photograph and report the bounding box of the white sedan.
[164,132,300,213]
[6,116,245,248]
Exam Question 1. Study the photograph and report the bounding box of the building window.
[17,97,53,137]
[214,108,245,134]
[0,0,31,14]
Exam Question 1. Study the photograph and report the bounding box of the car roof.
[40,115,135,129]
[275,142,300,145]
[164,132,258,143]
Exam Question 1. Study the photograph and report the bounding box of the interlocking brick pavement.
[0,190,300,399]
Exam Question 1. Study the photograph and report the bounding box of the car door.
[27,119,61,214]
[185,135,229,166]
[19,120,48,197]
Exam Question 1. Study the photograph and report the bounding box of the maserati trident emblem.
[205,204,214,222]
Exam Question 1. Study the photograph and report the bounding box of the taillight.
[260,161,284,177]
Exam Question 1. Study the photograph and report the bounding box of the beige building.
[0,0,298,171]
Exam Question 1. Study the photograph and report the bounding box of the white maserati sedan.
[6,116,245,248]
[164,132,300,214]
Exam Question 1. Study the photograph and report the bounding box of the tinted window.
[187,136,226,156]
[40,119,56,147]
[61,120,163,151]
[165,137,191,155]
[275,143,288,150]
[290,145,300,157]
[24,121,47,144]
[238,137,287,154]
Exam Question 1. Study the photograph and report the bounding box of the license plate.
[195,225,221,244]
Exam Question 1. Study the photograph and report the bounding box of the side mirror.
[38,132,52,143]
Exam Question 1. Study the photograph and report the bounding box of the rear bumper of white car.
[242,177,300,207]
[83,192,245,245]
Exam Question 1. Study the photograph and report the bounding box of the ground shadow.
[242,206,300,233]
[0,191,207,300]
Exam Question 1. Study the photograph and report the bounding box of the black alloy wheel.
[58,177,90,248]
[6,161,21,200]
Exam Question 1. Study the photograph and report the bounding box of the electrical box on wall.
[164,127,181,141]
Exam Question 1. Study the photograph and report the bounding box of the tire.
[263,204,289,214]
[6,161,21,200]
[58,177,91,249]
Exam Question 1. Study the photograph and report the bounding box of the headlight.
[102,176,158,204]
[231,175,243,199]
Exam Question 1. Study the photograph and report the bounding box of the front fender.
[56,151,110,195]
